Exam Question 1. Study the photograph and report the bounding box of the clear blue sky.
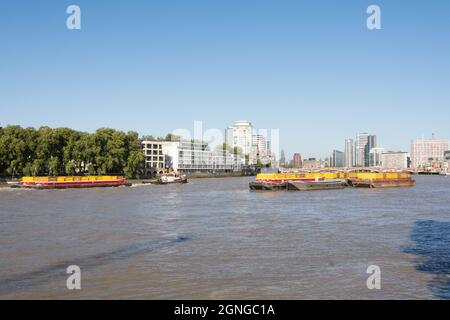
[1,1,449,159]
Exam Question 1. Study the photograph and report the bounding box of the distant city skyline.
[1,1,450,158]
[1,120,448,162]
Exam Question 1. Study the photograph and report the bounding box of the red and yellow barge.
[11,176,131,189]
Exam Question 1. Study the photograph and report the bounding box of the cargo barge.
[347,172,415,188]
[11,176,131,189]
[249,181,286,191]
[249,173,345,191]
[286,179,346,191]
[249,171,415,191]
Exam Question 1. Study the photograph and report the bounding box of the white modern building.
[355,133,377,167]
[252,134,267,157]
[410,134,449,169]
[142,139,242,174]
[381,151,409,170]
[344,138,354,168]
[225,120,253,163]
[251,134,274,165]
[141,140,165,173]
[355,133,369,167]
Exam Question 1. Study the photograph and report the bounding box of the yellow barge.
[346,172,415,188]
[11,176,131,189]
[253,171,415,189]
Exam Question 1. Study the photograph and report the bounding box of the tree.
[124,150,145,179]
[65,161,76,176]
[0,124,145,178]
[48,156,59,176]
[164,133,181,142]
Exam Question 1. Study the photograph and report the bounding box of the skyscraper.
[225,120,253,164]
[331,150,344,167]
[365,135,377,167]
[369,147,384,167]
[344,138,354,168]
[251,134,270,165]
[355,133,368,167]
[355,133,377,167]
[279,149,286,165]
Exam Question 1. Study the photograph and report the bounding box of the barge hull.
[348,178,415,188]
[12,182,131,189]
[287,180,346,191]
[11,176,131,189]
[249,182,286,191]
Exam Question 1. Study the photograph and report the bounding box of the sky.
[1,0,449,159]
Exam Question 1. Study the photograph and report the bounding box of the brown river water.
[0,175,449,299]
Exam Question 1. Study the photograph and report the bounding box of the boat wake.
[130,183,153,188]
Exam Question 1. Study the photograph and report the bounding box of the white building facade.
[355,133,369,167]
[410,135,449,169]
[251,134,274,165]
[381,151,409,170]
[142,140,242,174]
[225,120,253,163]
[344,138,354,168]
[141,140,165,172]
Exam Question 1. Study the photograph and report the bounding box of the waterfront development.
[0,175,449,299]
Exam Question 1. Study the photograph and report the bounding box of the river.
[0,175,449,299]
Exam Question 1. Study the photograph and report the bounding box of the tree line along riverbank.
[0,125,145,179]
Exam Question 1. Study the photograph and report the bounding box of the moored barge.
[286,179,346,191]
[11,176,131,189]
[249,171,416,191]
[347,172,415,188]
[249,181,287,191]
[249,173,333,191]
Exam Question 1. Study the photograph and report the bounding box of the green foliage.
[215,144,243,156]
[164,133,181,142]
[124,150,145,179]
[0,125,145,178]
[65,161,76,176]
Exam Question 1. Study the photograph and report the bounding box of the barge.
[249,181,286,191]
[11,176,131,189]
[249,173,338,191]
[286,179,346,191]
[347,172,415,188]
[249,170,415,191]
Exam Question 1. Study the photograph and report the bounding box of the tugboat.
[156,173,188,184]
